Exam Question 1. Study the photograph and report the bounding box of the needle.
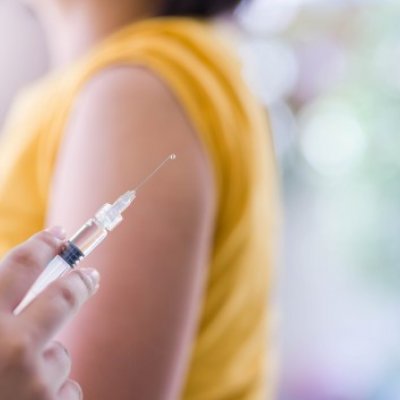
[133,154,176,192]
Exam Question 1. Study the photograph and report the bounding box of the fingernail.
[45,226,66,240]
[69,381,83,400]
[58,342,70,358]
[81,268,100,292]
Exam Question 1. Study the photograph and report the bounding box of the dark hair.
[161,0,243,18]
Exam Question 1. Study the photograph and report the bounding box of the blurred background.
[0,0,399,399]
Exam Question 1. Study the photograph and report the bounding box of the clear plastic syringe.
[14,154,176,315]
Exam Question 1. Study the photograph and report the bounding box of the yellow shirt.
[0,18,278,399]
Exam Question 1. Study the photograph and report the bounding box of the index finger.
[19,268,100,347]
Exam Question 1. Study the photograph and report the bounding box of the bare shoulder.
[78,67,179,109]
[73,65,196,145]
[58,65,216,219]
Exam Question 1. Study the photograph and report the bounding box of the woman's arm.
[48,67,216,400]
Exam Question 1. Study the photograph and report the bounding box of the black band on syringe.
[60,242,84,268]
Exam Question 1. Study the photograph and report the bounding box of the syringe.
[14,154,176,315]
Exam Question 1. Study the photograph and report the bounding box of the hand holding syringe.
[14,154,176,314]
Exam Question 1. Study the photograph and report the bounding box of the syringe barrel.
[70,218,108,257]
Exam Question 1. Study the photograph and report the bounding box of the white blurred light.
[299,101,367,176]
[268,102,298,159]
[238,0,301,35]
[294,37,348,103]
[373,36,400,93]
[240,39,299,105]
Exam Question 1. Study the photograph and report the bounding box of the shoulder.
[58,65,216,221]
[74,66,188,129]
[70,66,199,151]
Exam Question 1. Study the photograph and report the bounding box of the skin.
[34,0,216,399]
[26,0,163,68]
[0,229,100,400]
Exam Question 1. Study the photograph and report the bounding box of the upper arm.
[47,67,216,400]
